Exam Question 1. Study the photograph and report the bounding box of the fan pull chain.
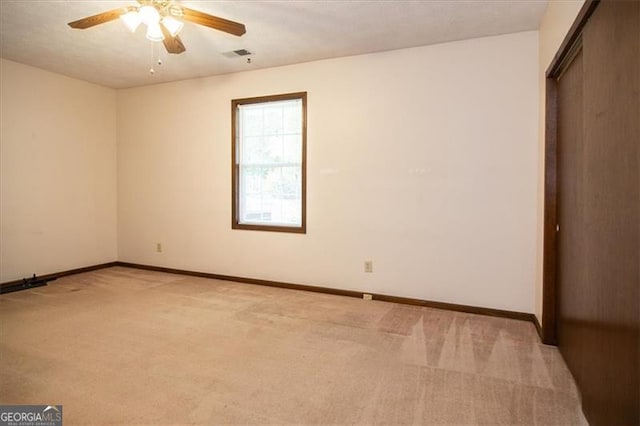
[149,42,164,76]
[149,41,155,75]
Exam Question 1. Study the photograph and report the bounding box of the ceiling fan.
[67,0,246,55]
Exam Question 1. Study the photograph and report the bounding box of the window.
[232,92,307,233]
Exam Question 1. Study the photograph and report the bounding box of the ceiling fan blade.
[161,26,186,54]
[180,7,246,36]
[68,7,132,29]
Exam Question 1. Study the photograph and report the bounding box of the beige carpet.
[0,267,585,425]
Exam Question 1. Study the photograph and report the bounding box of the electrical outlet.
[364,260,373,273]
[156,243,162,253]
[363,293,373,301]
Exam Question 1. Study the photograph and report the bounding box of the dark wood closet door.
[556,45,586,397]
[556,1,639,424]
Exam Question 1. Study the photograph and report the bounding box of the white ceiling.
[0,0,548,89]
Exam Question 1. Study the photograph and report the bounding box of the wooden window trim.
[231,92,307,234]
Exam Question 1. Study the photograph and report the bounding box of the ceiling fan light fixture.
[146,22,164,42]
[161,16,184,37]
[68,3,246,57]
[120,10,141,32]
[139,5,160,25]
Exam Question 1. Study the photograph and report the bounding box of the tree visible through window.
[232,92,307,233]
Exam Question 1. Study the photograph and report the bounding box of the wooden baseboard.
[1,260,539,331]
[372,293,536,323]
[0,262,119,289]
[115,261,363,298]
[115,261,536,324]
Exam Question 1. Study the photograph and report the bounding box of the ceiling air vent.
[223,49,252,58]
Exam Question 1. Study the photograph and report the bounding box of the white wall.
[118,31,539,313]
[535,1,585,322]
[0,59,118,282]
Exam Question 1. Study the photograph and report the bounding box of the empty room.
[0,0,637,424]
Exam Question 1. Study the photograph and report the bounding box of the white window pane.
[265,135,284,164]
[242,136,262,163]
[278,166,301,199]
[242,166,263,194]
[242,108,263,136]
[263,105,283,135]
[283,103,302,134]
[239,166,301,226]
[283,135,302,163]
